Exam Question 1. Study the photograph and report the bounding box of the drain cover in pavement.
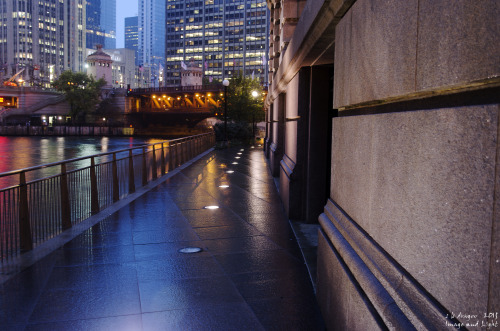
[179,247,203,254]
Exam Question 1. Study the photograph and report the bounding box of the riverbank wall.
[0,125,212,137]
[0,126,134,136]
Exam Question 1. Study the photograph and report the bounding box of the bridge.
[125,84,224,127]
[0,85,223,130]
[0,87,69,124]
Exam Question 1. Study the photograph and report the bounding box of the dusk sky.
[116,0,139,48]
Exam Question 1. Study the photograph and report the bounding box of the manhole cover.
[179,247,203,254]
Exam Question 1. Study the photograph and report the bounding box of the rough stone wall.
[317,0,500,330]
[333,0,500,108]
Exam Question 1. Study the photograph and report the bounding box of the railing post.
[142,147,148,186]
[152,145,157,180]
[193,137,197,157]
[173,142,178,168]
[179,139,185,165]
[161,143,166,175]
[19,171,32,251]
[182,140,187,164]
[60,163,72,230]
[90,157,100,214]
[128,149,135,194]
[189,137,196,159]
[190,137,195,159]
[166,141,172,172]
[176,141,181,166]
[112,153,119,202]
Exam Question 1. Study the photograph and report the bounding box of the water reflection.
[0,136,170,189]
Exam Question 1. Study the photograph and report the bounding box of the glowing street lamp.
[251,90,259,145]
[222,79,230,146]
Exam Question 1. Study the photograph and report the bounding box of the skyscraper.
[164,0,269,86]
[0,0,86,86]
[86,0,116,49]
[138,0,166,87]
[125,16,139,65]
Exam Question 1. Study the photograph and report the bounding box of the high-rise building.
[138,0,166,87]
[0,0,86,87]
[125,16,139,65]
[164,0,269,87]
[86,0,116,49]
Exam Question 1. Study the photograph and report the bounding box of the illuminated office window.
[164,0,269,87]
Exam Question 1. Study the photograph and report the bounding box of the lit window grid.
[165,0,269,86]
[0,0,85,85]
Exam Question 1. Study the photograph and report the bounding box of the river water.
[0,136,169,189]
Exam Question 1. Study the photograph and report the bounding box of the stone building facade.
[86,45,113,87]
[181,59,203,87]
[264,0,500,329]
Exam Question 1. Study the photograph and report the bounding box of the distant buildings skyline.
[0,0,270,88]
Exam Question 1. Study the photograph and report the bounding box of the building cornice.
[266,0,355,107]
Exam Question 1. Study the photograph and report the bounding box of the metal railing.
[0,132,215,263]
[131,84,223,94]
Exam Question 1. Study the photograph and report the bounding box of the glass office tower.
[139,0,166,87]
[86,0,116,49]
[125,16,139,65]
[164,0,269,87]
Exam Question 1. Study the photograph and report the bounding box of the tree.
[52,71,106,123]
[214,71,265,124]
[202,76,221,85]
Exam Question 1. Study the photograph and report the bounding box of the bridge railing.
[0,132,215,263]
[131,84,223,94]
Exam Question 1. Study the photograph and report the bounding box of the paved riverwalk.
[0,146,324,330]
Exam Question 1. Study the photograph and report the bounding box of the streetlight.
[251,90,259,145]
[222,79,230,146]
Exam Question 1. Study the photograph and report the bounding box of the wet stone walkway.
[0,146,324,331]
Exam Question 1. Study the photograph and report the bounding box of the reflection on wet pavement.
[0,146,324,330]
